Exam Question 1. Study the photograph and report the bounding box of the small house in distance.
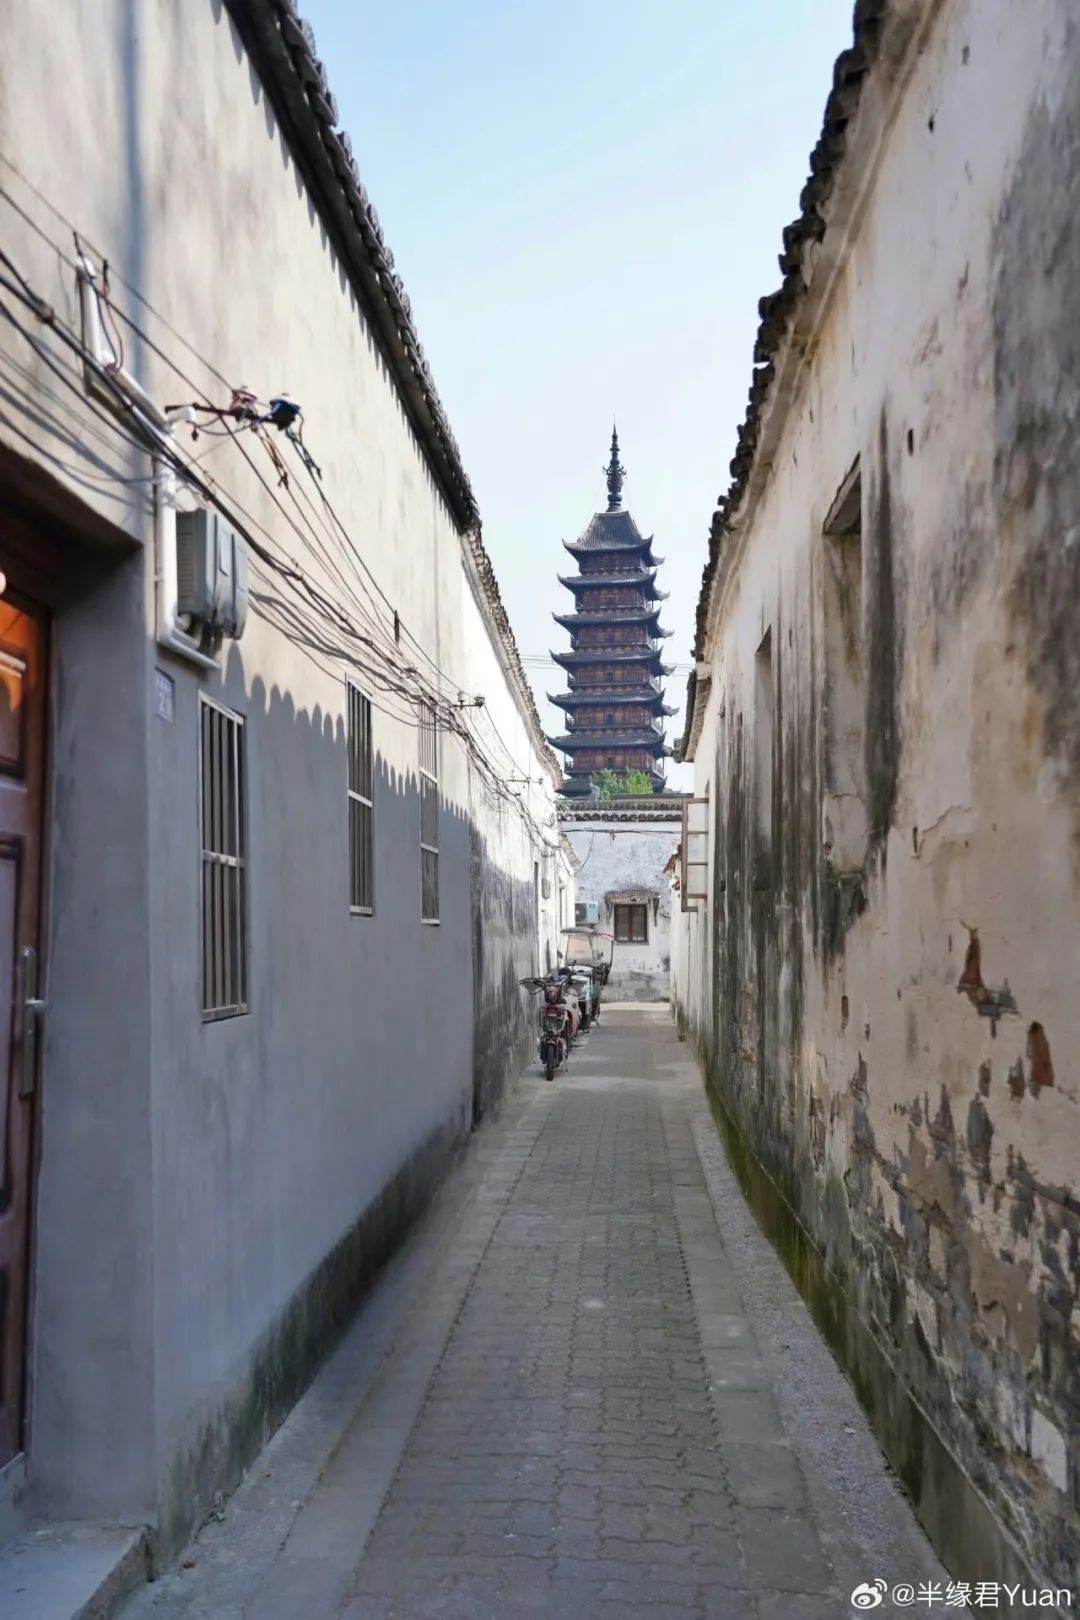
[558,794,685,1002]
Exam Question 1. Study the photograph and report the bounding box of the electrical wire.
[0,163,604,797]
[0,167,530,743]
[0,176,467,707]
[0,226,564,845]
[0,159,234,392]
[1,172,563,796]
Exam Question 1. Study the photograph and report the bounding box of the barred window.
[200,697,248,1019]
[347,680,374,913]
[419,699,439,923]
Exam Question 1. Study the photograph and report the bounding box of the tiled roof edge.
[224,0,478,531]
[690,0,892,664]
[558,795,687,824]
[462,525,563,783]
[674,671,697,763]
[224,4,558,783]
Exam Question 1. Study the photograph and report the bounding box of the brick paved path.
[122,1007,942,1620]
[343,1020,828,1620]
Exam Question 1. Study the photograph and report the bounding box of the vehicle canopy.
[560,927,614,973]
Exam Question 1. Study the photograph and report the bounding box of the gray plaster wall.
[0,0,569,1553]
[33,542,158,1522]
[563,813,681,1000]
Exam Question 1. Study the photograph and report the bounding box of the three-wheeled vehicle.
[559,927,614,1028]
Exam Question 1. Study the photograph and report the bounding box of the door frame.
[0,497,61,1473]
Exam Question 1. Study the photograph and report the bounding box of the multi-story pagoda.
[548,430,676,797]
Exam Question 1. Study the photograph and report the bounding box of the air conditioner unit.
[176,510,249,640]
[575,899,599,926]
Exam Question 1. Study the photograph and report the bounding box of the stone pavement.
[120,1007,944,1620]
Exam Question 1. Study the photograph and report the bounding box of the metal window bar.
[200,697,248,1018]
[681,796,710,914]
[347,680,374,913]
[419,699,439,922]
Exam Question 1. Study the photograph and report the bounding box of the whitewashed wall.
[562,806,682,1000]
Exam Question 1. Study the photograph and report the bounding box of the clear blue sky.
[302,0,855,785]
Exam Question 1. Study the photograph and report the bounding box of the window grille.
[614,903,648,943]
[419,699,439,922]
[347,680,374,913]
[200,697,248,1018]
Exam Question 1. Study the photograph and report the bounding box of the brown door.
[0,596,47,1467]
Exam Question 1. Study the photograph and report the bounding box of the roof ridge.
[225,0,476,528]
[224,3,561,779]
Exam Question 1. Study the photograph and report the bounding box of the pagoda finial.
[604,423,625,512]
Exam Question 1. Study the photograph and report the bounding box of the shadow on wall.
[150,648,542,1551]
[42,587,545,1556]
[206,639,541,1143]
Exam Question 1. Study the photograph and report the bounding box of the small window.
[419,699,439,923]
[200,696,248,1019]
[347,679,374,913]
[823,464,865,796]
[754,628,774,889]
[614,903,648,943]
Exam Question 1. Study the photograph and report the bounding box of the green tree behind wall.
[591,768,655,800]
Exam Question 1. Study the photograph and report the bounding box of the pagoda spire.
[604,424,625,512]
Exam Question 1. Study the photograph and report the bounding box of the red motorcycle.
[520,976,573,1081]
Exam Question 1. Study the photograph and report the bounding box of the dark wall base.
[683,1019,1042,1603]
[154,1109,466,1565]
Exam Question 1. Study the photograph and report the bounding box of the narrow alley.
[2,2,1079,1612]
[114,1009,941,1620]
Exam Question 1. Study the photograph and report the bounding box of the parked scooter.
[559,928,614,1027]
[562,963,598,1032]
[520,976,575,1081]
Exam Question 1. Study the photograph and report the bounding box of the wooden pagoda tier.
[551,429,674,797]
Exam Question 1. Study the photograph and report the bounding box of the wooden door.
[0,596,47,1467]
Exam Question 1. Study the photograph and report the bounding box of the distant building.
[560,795,683,1002]
[548,433,675,796]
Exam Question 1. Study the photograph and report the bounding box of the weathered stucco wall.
[675,0,1080,1595]
[563,806,682,1000]
[0,0,569,1553]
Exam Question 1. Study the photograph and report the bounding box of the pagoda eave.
[550,730,670,751]
[562,539,656,561]
[558,568,658,592]
[551,651,670,672]
[547,689,670,711]
[552,612,666,631]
